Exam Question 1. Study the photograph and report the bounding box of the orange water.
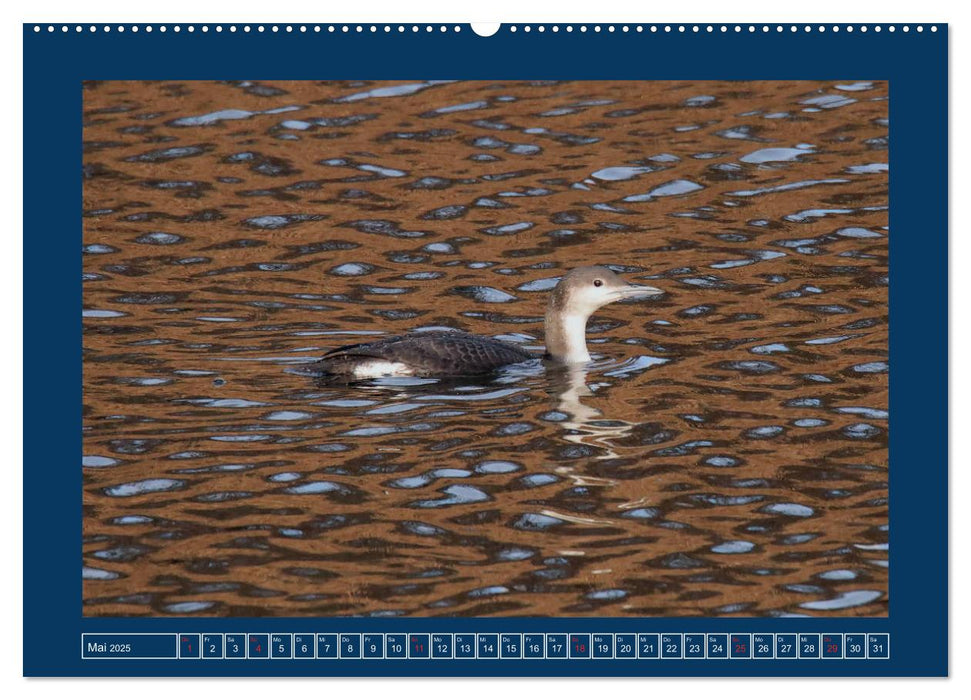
[83,80,888,617]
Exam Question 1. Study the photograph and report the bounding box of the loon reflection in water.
[311,266,664,379]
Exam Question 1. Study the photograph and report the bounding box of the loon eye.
[593,279,603,287]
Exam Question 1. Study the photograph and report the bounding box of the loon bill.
[312,265,663,379]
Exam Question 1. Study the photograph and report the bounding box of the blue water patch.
[623,179,704,202]
[92,545,149,561]
[166,451,206,460]
[512,512,564,530]
[268,472,302,483]
[422,204,468,220]
[134,231,184,245]
[493,422,536,437]
[115,377,172,386]
[603,355,670,377]
[691,494,764,507]
[833,406,888,420]
[284,481,345,495]
[723,361,780,374]
[714,124,768,141]
[388,469,472,490]
[468,586,509,598]
[516,474,559,488]
[357,163,407,178]
[341,426,397,437]
[303,443,352,451]
[163,601,217,614]
[585,589,628,601]
[423,242,456,254]
[83,455,120,468]
[784,207,854,222]
[424,100,489,116]
[194,491,252,503]
[187,398,270,408]
[173,464,253,477]
[366,403,422,416]
[846,162,888,174]
[817,569,858,581]
[709,250,786,269]
[452,286,518,303]
[621,508,660,520]
[657,553,706,569]
[740,146,814,164]
[805,335,856,345]
[729,178,849,197]
[83,566,121,580]
[264,411,312,421]
[680,305,714,317]
[104,478,185,497]
[800,93,857,110]
[411,485,490,508]
[782,533,819,545]
[799,590,882,611]
[711,540,755,554]
[653,440,714,457]
[83,309,127,318]
[837,227,883,238]
[704,456,740,468]
[843,423,882,439]
[209,434,271,442]
[517,276,560,292]
[746,425,785,439]
[835,81,874,91]
[475,460,522,474]
[495,547,536,562]
[851,361,889,373]
[125,145,210,162]
[336,81,453,102]
[793,418,829,428]
[590,165,655,181]
[508,143,541,155]
[244,214,323,229]
[386,474,431,490]
[401,521,447,537]
[787,397,823,408]
[169,105,301,127]
[750,343,790,354]
[761,502,815,518]
[680,276,734,289]
[482,221,534,236]
[330,262,374,276]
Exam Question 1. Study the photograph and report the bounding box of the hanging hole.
[471,23,500,37]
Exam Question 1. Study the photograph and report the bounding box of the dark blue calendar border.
[23,23,948,677]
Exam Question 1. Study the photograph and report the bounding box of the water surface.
[82,80,888,617]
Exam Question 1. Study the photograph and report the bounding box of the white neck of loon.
[545,309,595,363]
[543,267,663,364]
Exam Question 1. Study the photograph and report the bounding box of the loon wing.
[314,331,533,377]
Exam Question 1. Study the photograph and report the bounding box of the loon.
[312,265,663,379]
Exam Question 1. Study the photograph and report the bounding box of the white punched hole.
[471,23,500,37]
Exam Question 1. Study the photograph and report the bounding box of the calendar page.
[23,20,947,677]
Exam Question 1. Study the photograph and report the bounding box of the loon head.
[548,266,663,317]
[544,266,663,364]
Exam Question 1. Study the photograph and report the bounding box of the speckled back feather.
[313,331,534,377]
